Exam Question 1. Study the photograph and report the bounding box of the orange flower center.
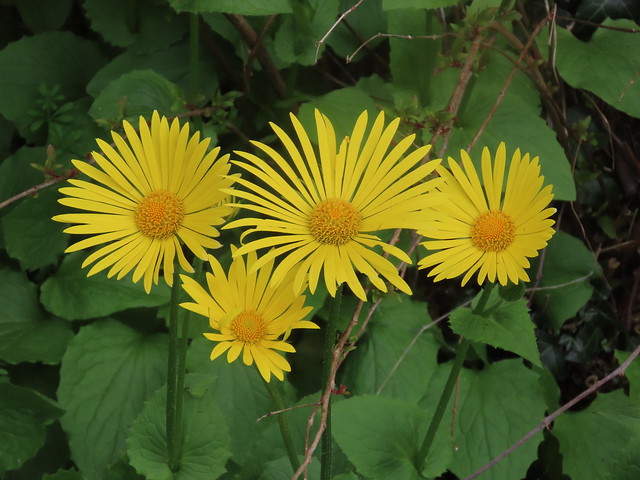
[471,211,515,252]
[134,190,185,239]
[308,199,362,246]
[231,310,267,344]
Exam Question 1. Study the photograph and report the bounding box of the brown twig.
[617,67,640,103]
[346,32,456,63]
[462,341,640,480]
[340,18,388,67]
[314,0,365,64]
[225,14,287,98]
[493,7,570,151]
[256,402,317,423]
[433,31,493,158]
[244,14,279,93]
[0,173,73,210]
[555,15,640,33]
[376,307,457,395]
[467,13,550,151]
[292,296,367,479]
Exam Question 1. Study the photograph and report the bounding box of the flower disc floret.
[471,211,515,252]
[224,109,445,300]
[135,191,185,239]
[309,199,362,245]
[53,111,235,292]
[180,248,319,382]
[419,142,556,286]
[231,310,266,344]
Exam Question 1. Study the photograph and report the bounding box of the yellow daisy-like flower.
[180,248,319,382]
[418,142,556,286]
[53,111,235,293]
[224,109,444,301]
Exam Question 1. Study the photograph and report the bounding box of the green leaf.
[273,0,340,66]
[88,70,185,128]
[87,42,219,100]
[331,473,360,480]
[326,0,387,59]
[84,0,187,53]
[605,435,640,480]
[450,291,541,367]
[388,8,439,106]
[168,0,292,14]
[0,114,15,160]
[43,98,105,165]
[104,457,145,480]
[188,337,320,478]
[43,469,84,480]
[535,365,561,411]
[297,87,382,146]
[186,337,274,472]
[0,147,53,230]
[615,350,640,402]
[340,296,440,401]
[498,281,526,301]
[556,19,640,118]
[41,252,170,321]
[0,32,105,134]
[2,189,67,270]
[0,382,63,475]
[57,319,167,480]
[16,0,73,33]
[333,395,451,479]
[442,360,547,479]
[383,0,457,9]
[532,231,598,328]
[442,55,576,201]
[575,0,640,25]
[257,456,319,480]
[127,382,231,480]
[554,390,640,480]
[0,269,73,365]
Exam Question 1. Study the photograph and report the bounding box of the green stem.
[173,302,190,465]
[172,259,203,466]
[166,261,184,472]
[473,282,495,315]
[320,284,343,480]
[262,378,300,472]
[416,283,496,471]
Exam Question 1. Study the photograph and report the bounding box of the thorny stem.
[320,284,343,480]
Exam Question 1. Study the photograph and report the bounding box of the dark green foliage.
[0,1,638,479]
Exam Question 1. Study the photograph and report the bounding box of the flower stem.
[262,377,300,472]
[171,259,203,468]
[166,261,184,472]
[320,284,343,480]
[416,283,496,472]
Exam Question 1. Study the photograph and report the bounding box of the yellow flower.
[224,109,443,301]
[180,249,318,382]
[418,142,556,285]
[53,111,235,292]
